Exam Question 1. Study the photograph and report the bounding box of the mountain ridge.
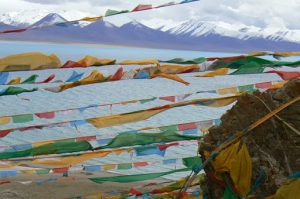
[0,12,300,52]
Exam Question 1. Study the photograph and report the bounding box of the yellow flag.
[212,141,252,196]
[275,178,300,199]
[103,164,116,171]
[209,97,238,107]
[152,73,190,85]
[119,59,160,66]
[217,87,239,95]
[195,68,229,77]
[57,70,106,92]
[80,16,103,22]
[8,77,21,84]
[77,55,115,67]
[5,148,132,168]
[270,81,287,90]
[85,193,103,199]
[0,52,61,72]
[17,151,110,167]
[81,70,105,83]
[88,109,164,128]
[274,51,300,57]
[0,116,11,125]
[159,64,199,74]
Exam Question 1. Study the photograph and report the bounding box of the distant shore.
[0,39,145,49]
[0,39,238,54]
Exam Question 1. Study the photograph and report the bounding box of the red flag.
[111,67,123,81]
[19,126,43,131]
[128,188,143,196]
[1,28,27,34]
[52,167,69,173]
[0,130,11,138]
[38,74,55,83]
[75,135,97,142]
[178,122,197,131]
[61,60,82,68]
[255,81,272,89]
[207,55,246,62]
[158,142,178,150]
[35,112,55,119]
[265,70,300,80]
[149,104,171,111]
[159,96,176,102]
[133,162,148,167]
[0,180,10,185]
[132,4,152,12]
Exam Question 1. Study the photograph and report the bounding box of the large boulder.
[199,79,300,198]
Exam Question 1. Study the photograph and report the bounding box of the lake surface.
[1,40,299,62]
[0,40,242,62]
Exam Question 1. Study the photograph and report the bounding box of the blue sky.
[0,0,300,29]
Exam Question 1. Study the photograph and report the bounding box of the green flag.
[22,75,39,84]
[0,86,38,96]
[0,140,92,160]
[98,130,200,149]
[105,9,129,16]
[90,156,201,183]
[230,62,264,75]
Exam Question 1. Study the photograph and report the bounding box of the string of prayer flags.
[62,55,116,68]
[89,156,201,183]
[44,65,199,93]
[0,94,233,138]
[0,0,201,34]
[1,141,197,167]
[161,57,207,64]
[0,52,299,75]
[0,80,286,131]
[0,125,201,160]
[0,119,217,153]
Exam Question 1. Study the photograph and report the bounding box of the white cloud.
[0,0,300,29]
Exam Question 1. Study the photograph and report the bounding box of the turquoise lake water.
[0,41,240,62]
[0,41,299,62]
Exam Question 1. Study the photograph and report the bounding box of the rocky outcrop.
[199,79,300,198]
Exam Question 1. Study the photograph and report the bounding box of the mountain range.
[0,12,300,52]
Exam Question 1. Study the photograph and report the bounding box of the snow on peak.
[128,20,144,28]
[0,9,50,27]
[120,20,151,30]
[0,10,94,27]
[31,13,67,27]
[165,19,300,43]
[167,20,249,38]
[103,21,115,28]
[84,19,117,29]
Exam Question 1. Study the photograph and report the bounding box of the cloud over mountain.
[1,0,300,29]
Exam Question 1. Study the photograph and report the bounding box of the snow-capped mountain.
[165,19,300,43]
[0,12,300,52]
[2,10,300,44]
[0,10,51,27]
[0,10,92,27]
